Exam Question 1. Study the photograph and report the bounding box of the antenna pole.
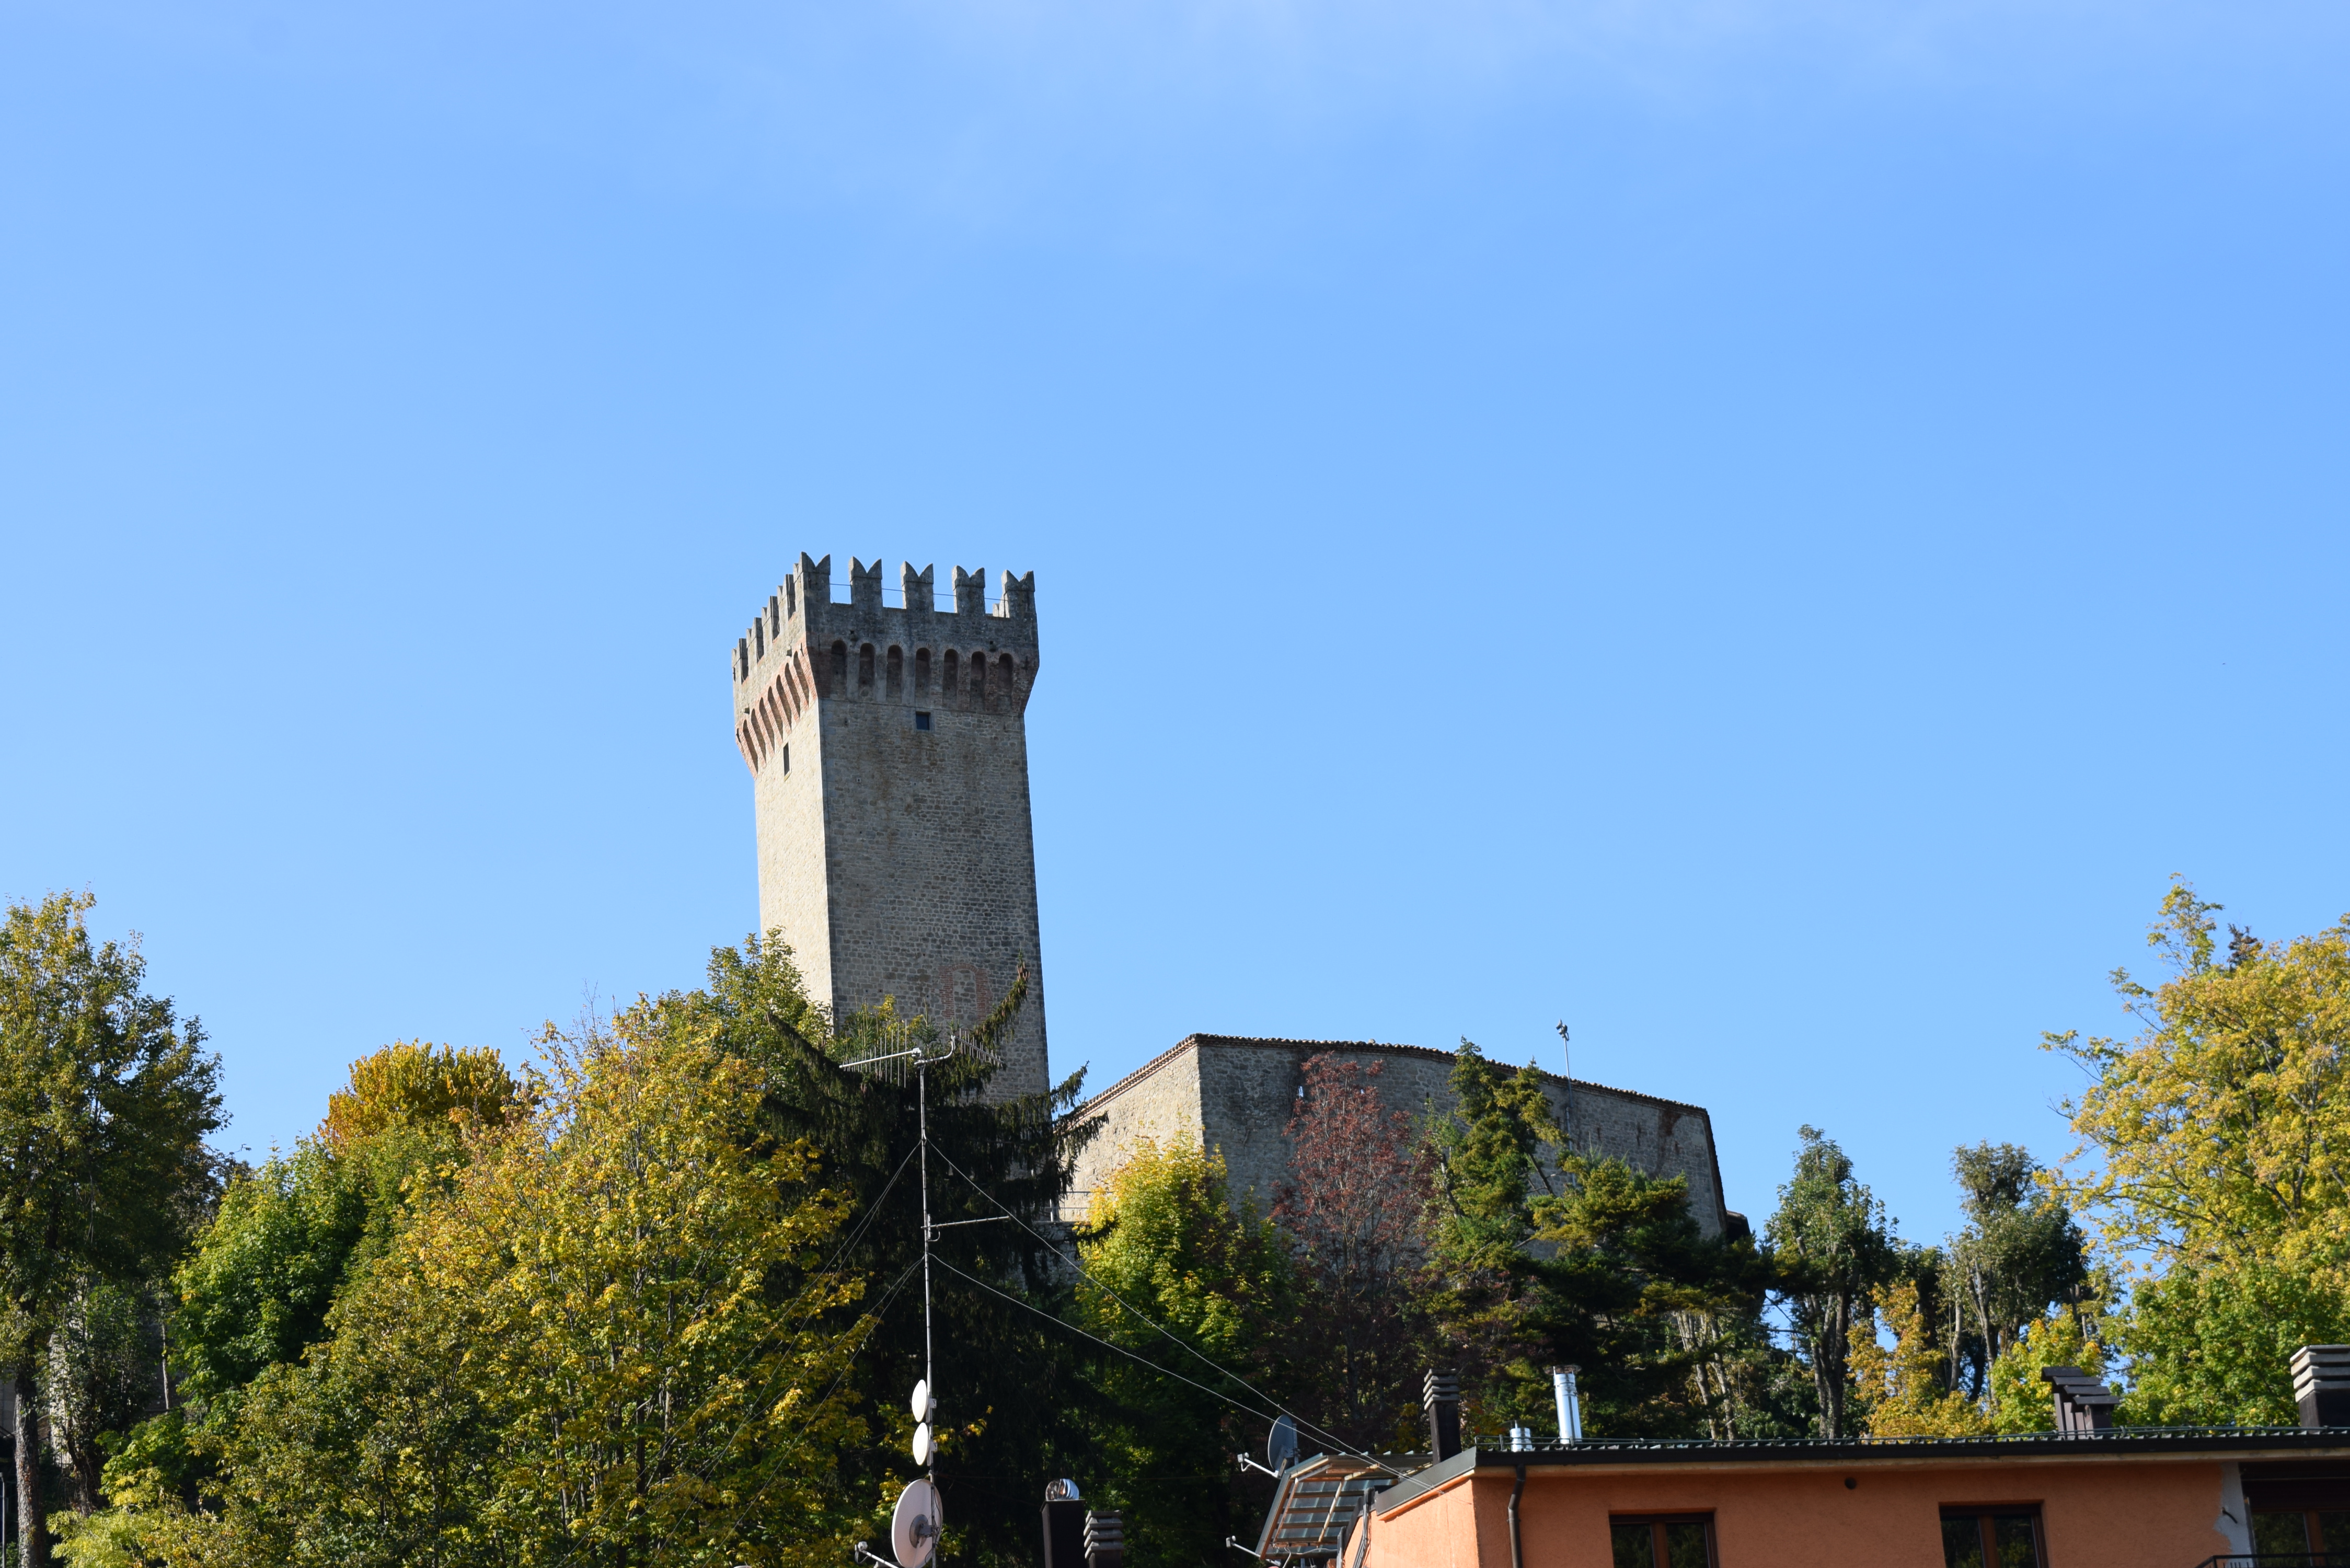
[919,1041,936,1483]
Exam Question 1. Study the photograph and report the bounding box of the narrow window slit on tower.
[781,744,790,774]
[831,641,849,695]
[943,650,960,700]
[886,646,904,699]
[858,643,876,690]
[915,648,931,695]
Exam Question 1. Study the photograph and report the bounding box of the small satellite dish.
[911,1379,932,1421]
[1268,1414,1298,1472]
[893,1479,942,1568]
[913,1422,933,1465]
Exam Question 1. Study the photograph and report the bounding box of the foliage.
[0,892,223,1568]
[1522,1154,1769,1438]
[1272,1054,1431,1452]
[1765,1127,1900,1438]
[1424,1043,1779,1440]
[318,1040,521,1151]
[1941,1144,2086,1399]
[1420,1043,1553,1427]
[168,1142,371,1406]
[132,1008,869,1567]
[644,935,1099,1568]
[172,1040,519,1408]
[2048,883,2350,1423]
[1079,1138,1297,1568]
[43,1281,163,1512]
[2115,1256,2350,1426]
[1847,1278,1990,1438]
[1986,1307,2110,1434]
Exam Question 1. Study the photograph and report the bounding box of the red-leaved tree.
[1273,1054,1434,1452]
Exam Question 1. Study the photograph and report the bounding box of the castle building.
[731,556,1728,1226]
[1067,1035,1732,1234]
[730,553,1050,1098]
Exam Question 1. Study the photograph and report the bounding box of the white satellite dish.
[913,1422,933,1465]
[911,1379,932,1421]
[893,1479,942,1568]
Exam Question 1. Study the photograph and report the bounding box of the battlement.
[729,554,1042,778]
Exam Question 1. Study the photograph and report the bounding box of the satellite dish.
[893,1479,942,1568]
[913,1423,933,1465]
[1268,1414,1298,1472]
[911,1379,932,1421]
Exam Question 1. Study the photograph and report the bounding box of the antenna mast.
[919,1036,936,1484]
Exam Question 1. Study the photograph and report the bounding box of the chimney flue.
[2293,1346,2350,1428]
[1551,1365,1584,1444]
[1423,1369,1462,1462]
[1084,1511,1124,1568]
[2041,1366,2118,1435]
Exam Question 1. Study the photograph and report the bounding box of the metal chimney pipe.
[1551,1365,1583,1444]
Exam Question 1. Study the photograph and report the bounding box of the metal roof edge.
[1373,1432,2350,1513]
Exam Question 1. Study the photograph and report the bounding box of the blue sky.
[3,0,2345,1249]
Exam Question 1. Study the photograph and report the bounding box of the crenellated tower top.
[730,554,1040,777]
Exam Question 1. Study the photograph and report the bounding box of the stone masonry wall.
[731,554,1050,1101]
[1068,1036,1730,1234]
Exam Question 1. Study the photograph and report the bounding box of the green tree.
[1421,1042,1552,1428]
[652,935,1098,1568]
[0,894,222,1568]
[1765,1126,1900,1438]
[1422,1042,1779,1440]
[1522,1154,1771,1439]
[133,1006,868,1568]
[1079,1139,1296,1568]
[1941,1144,2086,1397]
[2048,883,2350,1423]
[170,1040,519,1408]
[42,1279,163,1514]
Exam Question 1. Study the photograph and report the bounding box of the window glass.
[2317,1512,2350,1554]
[1661,1521,1710,1568]
[1942,1509,2037,1568]
[1989,1514,2037,1568]
[1610,1524,1652,1568]
[2256,1513,2314,1555]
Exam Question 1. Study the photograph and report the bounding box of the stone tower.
[729,554,1049,1099]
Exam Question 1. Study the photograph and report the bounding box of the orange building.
[1252,1357,2350,1568]
[1323,1434,2350,1568]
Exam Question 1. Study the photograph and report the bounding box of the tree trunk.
[14,1364,47,1568]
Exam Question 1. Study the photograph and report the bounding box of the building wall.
[1362,1458,2241,1568]
[1069,1036,1729,1235]
[731,554,1050,1101]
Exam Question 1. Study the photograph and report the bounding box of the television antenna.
[845,1028,1001,1568]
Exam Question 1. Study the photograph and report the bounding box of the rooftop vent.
[2294,1345,2350,1428]
[1423,1369,1462,1462]
[1084,1511,1124,1568]
[2041,1366,2118,1435]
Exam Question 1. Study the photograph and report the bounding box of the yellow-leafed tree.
[1848,1280,1991,1437]
[132,1010,869,1568]
[2048,882,2350,1424]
